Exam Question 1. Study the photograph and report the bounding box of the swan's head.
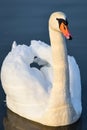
[49,12,72,40]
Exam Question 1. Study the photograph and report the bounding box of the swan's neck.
[49,26,70,107]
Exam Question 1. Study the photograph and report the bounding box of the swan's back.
[1,42,51,107]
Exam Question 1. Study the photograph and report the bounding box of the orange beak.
[59,22,72,40]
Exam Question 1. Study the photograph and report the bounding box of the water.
[0,0,87,129]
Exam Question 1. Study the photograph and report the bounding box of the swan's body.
[1,12,82,126]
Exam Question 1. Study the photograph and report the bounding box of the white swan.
[1,12,82,126]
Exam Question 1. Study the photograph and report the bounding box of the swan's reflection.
[4,108,82,130]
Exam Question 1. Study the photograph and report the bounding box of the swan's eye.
[56,18,68,28]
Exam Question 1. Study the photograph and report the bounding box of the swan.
[1,12,82,126]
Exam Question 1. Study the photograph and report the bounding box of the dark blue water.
[0,0,87,130]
